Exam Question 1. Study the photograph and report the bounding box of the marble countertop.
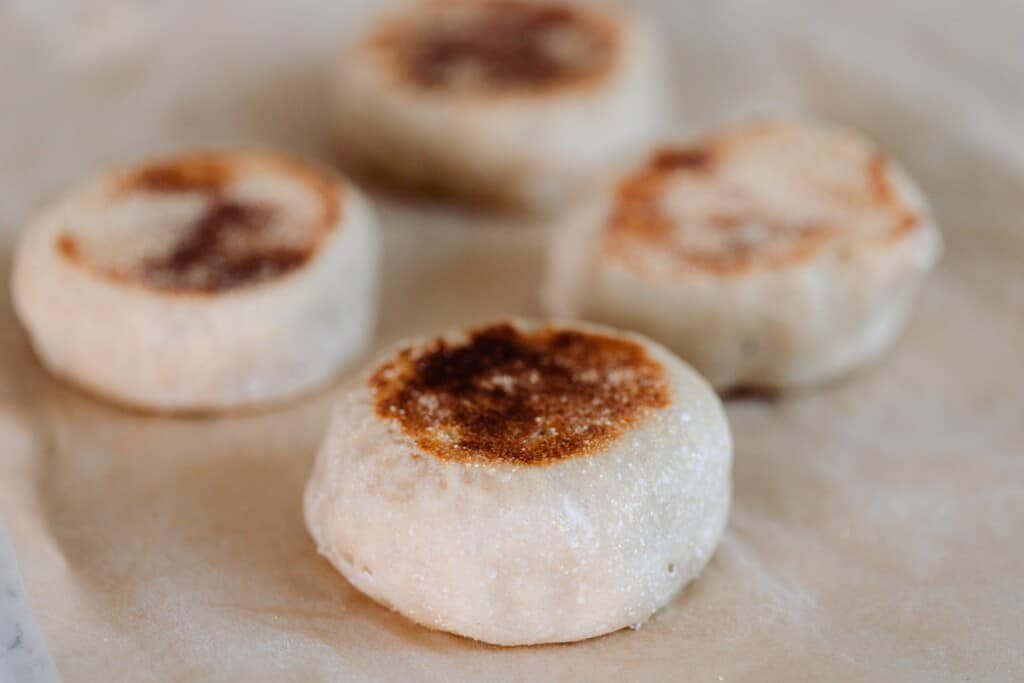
[0,519,59,683]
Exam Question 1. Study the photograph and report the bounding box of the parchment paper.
[1,1,1022,680]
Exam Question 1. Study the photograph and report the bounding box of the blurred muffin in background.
[332,0,669,210]
[544,121,943,392]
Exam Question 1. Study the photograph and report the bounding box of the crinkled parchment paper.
[1,1,1022,680]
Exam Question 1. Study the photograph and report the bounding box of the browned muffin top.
[369,0,617,94]
[56,152,342,294]
[370,322,671,465]
[605,122,922,275]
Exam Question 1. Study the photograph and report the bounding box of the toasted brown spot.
[650,147,714,173]
[370,323,670,465]
[373,0,617,94]
[56,235,80,260]
[117,152,341,227]
[606,125,921,275]
[868,152,922,241]
[895,211,919,235]
[868,153,894,205]
[139,200,310,293]
[57,152,343,294]
[119,155,235,195]
[608,143,832,274]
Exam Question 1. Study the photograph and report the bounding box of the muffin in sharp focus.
[332,0,669,210]
[12,150,378,412]
[304,318,732,646]
[544,121,943,392]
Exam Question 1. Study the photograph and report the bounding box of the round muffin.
[544,121,943,391]
[304,319,731,646]
[332,0,667,209]
[12,150,378,412]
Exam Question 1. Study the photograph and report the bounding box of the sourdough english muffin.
[333,0,667,209]
[12,150,377,412]
[545,121,943,391]
[304,319,731,646]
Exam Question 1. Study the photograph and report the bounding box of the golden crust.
[605,122,924,275]
[364,0,619,97]
[56,151,343,295]
[369,322,670,465]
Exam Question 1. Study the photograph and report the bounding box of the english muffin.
[12,150,378,412]
[544,121,943,391]
[333,0,668,209]
[304,319,731,645]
